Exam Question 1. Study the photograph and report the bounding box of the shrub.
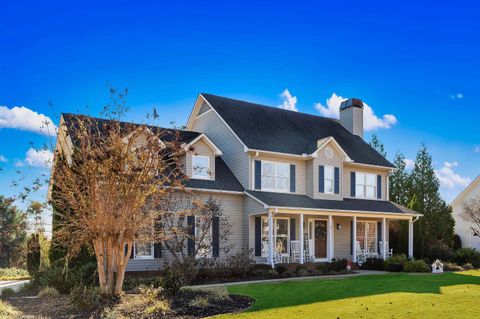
[403,260,430,273]
[275,264,289,275]
[37,286,60,299]
[0,300,19,317]
[101,307,126,319]
[328,258,348,272]
[425,243,454,262]
[444,262,464,272]
[69,285,103,311]
[462,263,474,270]
[453,235,462,250]
[123,276,162,292]
[0,267,30,280]
[145,299,171,315]
[386,263,403,272]
[35,262,97,294]
[162,266,186,296]
[249,268,278,278]
[189,295,210,308]
[454,248,480,266]
[384,254,408,272]
[26,234,41,275]
[0,288,15,299]
[225,249,254,277]
[361,258,385,271]
[297,269,309,277]
[208,287,230,301]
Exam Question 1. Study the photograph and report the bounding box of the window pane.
[136,243,152,257]
[276,177,289,191]
[262,176,274,190]
[356,173,365,184]
[325,166,334,179]
[276,237,288,254]
[262,162,274,177]
[276,219,288,236]
[366,186,375,198]
[276,163,289,178]
[192,156,209,178]
[325,180,333,194]
[356,185,364,197]
[366,174,376,186]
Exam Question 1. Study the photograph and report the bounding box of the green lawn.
[217,270,480,319]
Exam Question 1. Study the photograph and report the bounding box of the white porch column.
[300,213,304,264]
[268,211,274,268]
[381,217,387,260]
[408,218,414,258]
[352,216,357,263]
[328,215,333,261]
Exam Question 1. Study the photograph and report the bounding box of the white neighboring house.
[452,175,480,250]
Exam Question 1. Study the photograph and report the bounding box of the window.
[195,216,212,258]
[324,166,334,194]
[134,242,154,259]
[261,217,289,257]
[261,161,290,192]
[192,155,210,179]
[355,172,376,198]
[356,221,377,253]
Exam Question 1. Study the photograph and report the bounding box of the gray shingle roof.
[186,157,244,192]
[201,93,394,168]
[246,190,418,215]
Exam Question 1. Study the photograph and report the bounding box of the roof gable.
[200,93,394,168]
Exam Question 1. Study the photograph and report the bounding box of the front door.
[309,219,327,260]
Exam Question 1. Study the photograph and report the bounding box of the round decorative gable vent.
[324,147,334,159]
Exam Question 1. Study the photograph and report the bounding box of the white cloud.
[0,106,56,136]
[278,89,298,112]
[450,93,464,100]
[404,158,415,170]
[0,155,7,162]
[15,161,24,167]
[23,148,54,168]
[435,161,471,190]
[475,146,480,153]
[314,93,397,131]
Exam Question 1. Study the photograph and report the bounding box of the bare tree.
[461,197,480,237]
[50,99,190,295]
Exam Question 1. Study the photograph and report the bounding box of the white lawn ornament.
[431,259,444,273]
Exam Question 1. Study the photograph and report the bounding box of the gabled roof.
[246,190,420,216]
[186,157,244,192]
[451,175,480,207]
[200,93,394,168]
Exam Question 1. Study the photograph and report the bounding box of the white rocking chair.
[290,240,301,263]
[379,241,393,259]
[356,241,366,264]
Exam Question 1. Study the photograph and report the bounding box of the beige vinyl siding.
[126,191,244,272]
[251,154,307,195]
[191,107,250,188]
[452,178,480,249]
[306,160,313,197]
[185,139,216,179]
[245,196,267,254]
[333,216,352,260]
[343,164,388,201]
[311,142,344,200]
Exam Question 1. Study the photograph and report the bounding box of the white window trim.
[192,154,211,180]
[356,221,377,253]
[323,165,334,194]
[133,242,154,260]
[355,172,377,199]
[261,217,290,257]
[195,216,213,259]
[261,160,290,193]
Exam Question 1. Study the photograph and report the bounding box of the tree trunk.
[93,238,108,294]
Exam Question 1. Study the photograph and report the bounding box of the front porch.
[252,210,417,267]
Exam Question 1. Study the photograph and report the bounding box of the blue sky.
[1,0,479,226]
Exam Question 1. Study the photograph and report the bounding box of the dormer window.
[324,166,334,194]
[192,155,210,179]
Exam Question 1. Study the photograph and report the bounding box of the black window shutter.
[377,175,382,199]
[334,167,340,194]
[377,221,382,252]
[212,217,220,258]
[290,164,296,193]
[350,172,356,197]
[154,243,162,258]
[187,216,195,257]
[319,165,325,193]
[254,217,261,256]
[350,221,354,255]
[290,218,296,241]
[254,160,262,190]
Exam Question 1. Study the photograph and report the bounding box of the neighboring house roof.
[451,175,480,207]
[61,113,243,193]
[201,93,394,168]
[246,190,420,216]
[186,157,244,192]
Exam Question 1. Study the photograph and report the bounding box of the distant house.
[452,175,480,250]
[54,93,421,271]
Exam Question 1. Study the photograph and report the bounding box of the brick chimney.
[339,98,364,138]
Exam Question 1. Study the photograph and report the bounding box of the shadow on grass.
[228,271,480,312]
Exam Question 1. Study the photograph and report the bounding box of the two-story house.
[56,93,421,272]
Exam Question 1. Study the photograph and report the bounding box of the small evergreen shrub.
[361,258,385,271]
[0,288,15,299]
[69,285,103,311]
[37,286,60,299]
[162,267,186,296]
[145,299,171,315]
[425,243,454,262]
[26,234,41,275]
[123,276,162,292]
[384,254,408,272]
[462,263,474,270]
[189,295,210,308]
[403,260,430,273]
[452,235,462,250]
[274,264,288,275]
[328,258,348,272]
[454,248,480,266]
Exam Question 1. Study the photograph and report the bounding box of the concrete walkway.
[0,280,30,293]
[189,270,387,289]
